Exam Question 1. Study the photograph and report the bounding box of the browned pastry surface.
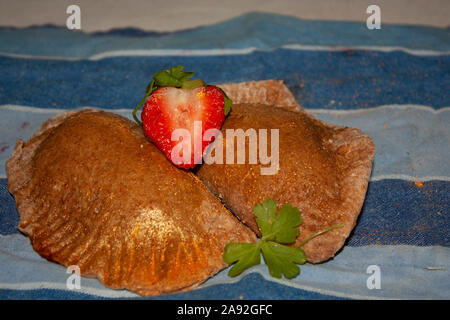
[219,80,300,111]
[6,110,256,296]
[196,104,375,263]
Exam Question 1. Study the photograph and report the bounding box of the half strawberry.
[132,66,231,169]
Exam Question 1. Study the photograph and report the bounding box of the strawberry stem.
[132,95,147,126]
[133,79,156,126]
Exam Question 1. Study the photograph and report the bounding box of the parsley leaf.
[269,204,302,243]
[223,199,343,279]
[254,198,277,237]
[222,242,261,277]
[261,241,306,278]
[254,200,302,243]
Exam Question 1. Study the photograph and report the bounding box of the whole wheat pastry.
[5,109,256,296]
[197,82,375,263]
[218,80,300,111]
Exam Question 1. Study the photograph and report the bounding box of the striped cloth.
[0,12,448,299]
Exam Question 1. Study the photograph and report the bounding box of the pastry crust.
[197,81,375,263]
[219,80,300,112]
[6,110,256,295]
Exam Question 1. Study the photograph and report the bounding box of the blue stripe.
[348,180,449,247]
[1,235,447,299]
[0,273,343,300]
[0,12,449,58]
[0,180,18,236]
[2,179,448,246]
[0,50,448,110]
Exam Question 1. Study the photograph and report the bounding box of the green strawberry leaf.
[217,87,232,117]
[181,79,206,89]
[154,65,196,87]
[169,65,194,81]
[153,70,182,87]
[223,95,232,116]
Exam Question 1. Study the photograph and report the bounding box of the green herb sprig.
[223,199,343,279]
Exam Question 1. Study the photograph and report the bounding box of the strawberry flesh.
[141,85,225,168]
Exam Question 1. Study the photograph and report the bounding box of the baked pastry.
[5,110,256,295]
[218,80,300,112]
[197,82,375,263]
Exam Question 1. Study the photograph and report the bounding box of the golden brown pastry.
[196,103,375,263]
[5,110,256,296]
